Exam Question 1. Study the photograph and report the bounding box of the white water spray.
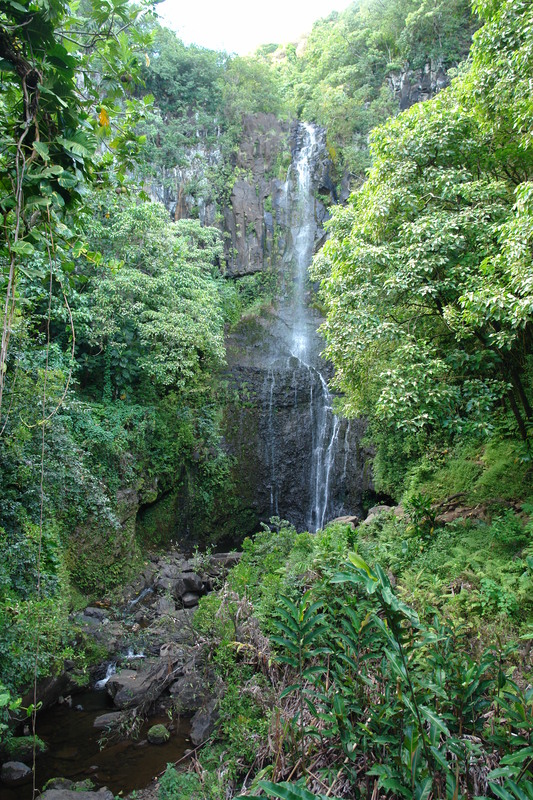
[289,123,342,531]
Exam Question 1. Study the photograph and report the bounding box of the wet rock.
[93,712,124,729]
[107,654,187,711]
[106,669,141,707]
[147,724,170,744]
[159,642,187,660]
[181,572,203,593]
[1,761,32,784]
[90,621,128,654]
[181,592,200,608]
[143,609,195,649]
[20,672,80,714]
[154,574,181,593]
[210,553,242,570]
[157,596,175,615]
[160,563,181,580]
[169,672,212,712]
[84,607,108,621]
[190,700,219,745]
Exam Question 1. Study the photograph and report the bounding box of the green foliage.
[269,0,477,177]
[214,525,532,798]
[79,196,226,397]
[216,680,271,765]
[158,764,204,800]
[0,682,22,745]
[314,1,533,489]
[5,734,47,761]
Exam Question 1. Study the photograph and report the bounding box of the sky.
[156,0,354,55]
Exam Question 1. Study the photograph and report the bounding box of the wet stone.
[1,761,32,785]
[181,592,200,608]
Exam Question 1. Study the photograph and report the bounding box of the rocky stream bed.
[0,550,242,800]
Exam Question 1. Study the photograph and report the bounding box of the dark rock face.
[223,113,291,276]
[146,114,371,538]
[190,699,219,746]
[224,358,371,531]
[388,60,450,110]
[222,122,371,533]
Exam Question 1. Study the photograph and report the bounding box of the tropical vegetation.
[0,1,532,799]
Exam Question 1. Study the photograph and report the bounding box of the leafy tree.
[78,196,226,397]
[0,0,153,420]
[271,0,478,178]
[313,0,533,479]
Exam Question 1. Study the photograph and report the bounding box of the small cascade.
[94,662,116,690]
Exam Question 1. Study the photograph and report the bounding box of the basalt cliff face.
[388,59,450,110]
[148,113,372,535]
[223,122,371,532]
[142,54,457,537]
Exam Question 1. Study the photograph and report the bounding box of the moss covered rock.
[147,723,170,744]
[5,735,47,762]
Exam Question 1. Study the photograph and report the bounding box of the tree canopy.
[313,0,533,486]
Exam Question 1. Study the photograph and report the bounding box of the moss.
[5,735,47,762]
[66,512,141,595]
[137,490,182,548]
[147,723,170,744]
[404,437,533,507]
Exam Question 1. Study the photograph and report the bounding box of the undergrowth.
[160,509,533,800]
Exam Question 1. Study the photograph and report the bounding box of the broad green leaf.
[348,551,376,579]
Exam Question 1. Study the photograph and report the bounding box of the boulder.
[190,700,218,745]
[83,607,108,621]
[147,724,170,744]
[154,575,181,594]
[106,669,143,708]
[169,672,212,712]
[43,778,74,790]
[210,553,242,570]
[181,592,200,608]
[1,761,32,785]
[156,596,175,615]
[361,505,395,524]
[330,515,360,529]
[180,572,203,593]
[93,712,124,729]
[107,655,187,712]
[143,609,195,649]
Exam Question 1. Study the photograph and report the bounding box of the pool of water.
[3,689,191,800]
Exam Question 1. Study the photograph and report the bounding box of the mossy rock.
[43,778,73,791]
[147,723,170,744]
[5,735,47,762]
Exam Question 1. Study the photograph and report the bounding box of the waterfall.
[226,120,366,532]
[271,122,343,532]
[266,367,279,517]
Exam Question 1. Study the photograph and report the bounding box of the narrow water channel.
[4,689,191,799]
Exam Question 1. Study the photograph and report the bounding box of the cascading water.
[264,122,343,532]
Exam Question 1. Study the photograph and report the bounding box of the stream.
[4,687,191,799]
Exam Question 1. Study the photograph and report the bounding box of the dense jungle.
[0,1,532,799]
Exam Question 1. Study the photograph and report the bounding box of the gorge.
[3,2,532,800]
